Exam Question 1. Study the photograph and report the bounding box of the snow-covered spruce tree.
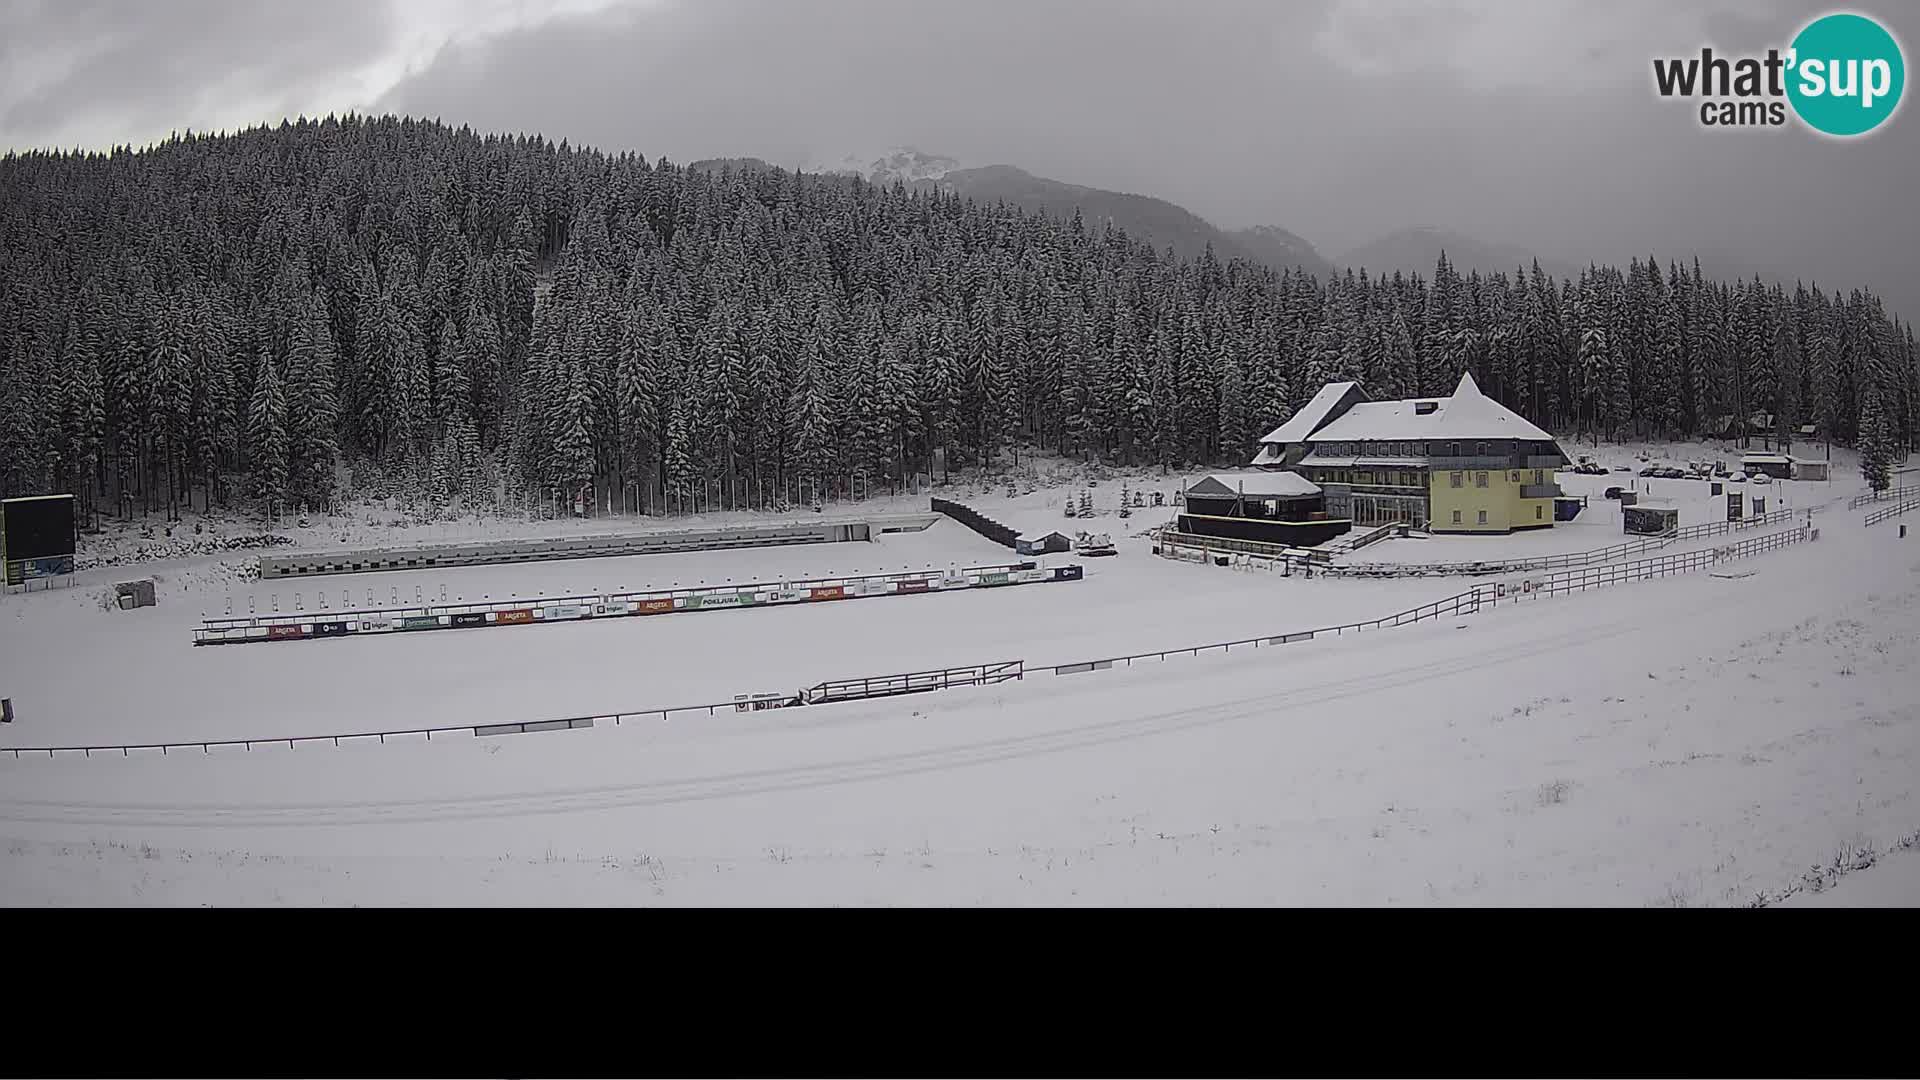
[1859,389,1893,492]
[246,348,288,506]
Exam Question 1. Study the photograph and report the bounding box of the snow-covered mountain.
[797,148,1333,275]
[808,146,961,186]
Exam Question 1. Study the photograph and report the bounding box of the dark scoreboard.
[2,494,77,586]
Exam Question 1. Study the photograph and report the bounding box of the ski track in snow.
[2,454,1915,905]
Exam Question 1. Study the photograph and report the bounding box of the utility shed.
[1015,531,1073,555]
[1791,459,1830,482]
[1741,453,1795,480]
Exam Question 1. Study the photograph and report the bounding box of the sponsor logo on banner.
[399,616,440,630]
[496,609,534,624]
[451,612,488,627]
[810,586,846,601]
[770,590,805,603]
[977,572,1010,586]
[545,604,585,619]
[358,616,392,632]
[895,579,930,594]
[267,624,306,640]
[635,598,675,615]
[314,621,351,637]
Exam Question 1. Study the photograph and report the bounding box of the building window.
[1476,472,1489,488]
[1478,509,1488,525]
[1534,469,1543,484]
[1450,472,1463,488]
[1536,505,1544,520]
[1510,470,1521,483]
[1452,509,1462,524]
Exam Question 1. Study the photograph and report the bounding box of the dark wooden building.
[1176,472,1352,548]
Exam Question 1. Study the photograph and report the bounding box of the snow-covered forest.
[0,114,1914,523]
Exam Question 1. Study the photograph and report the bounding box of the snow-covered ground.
[3,443,1911,906]
[1,518,1464,746]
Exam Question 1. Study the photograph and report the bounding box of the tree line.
[1,114,1914,523]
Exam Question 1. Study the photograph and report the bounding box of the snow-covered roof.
[1189,472,1322,499]
[1308,372,1554,444]
[1741,453,1794,463]
[1249,444,1286,466]
[1259,381,1360,445]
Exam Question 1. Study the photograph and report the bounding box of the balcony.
[1429,456,1512,471]
[1520,483,1563,499]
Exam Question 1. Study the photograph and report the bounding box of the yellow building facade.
[1427,465,1558,533]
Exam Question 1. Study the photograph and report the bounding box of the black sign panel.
[313,621,351,637]
[2,495,76,585]
[451,612,488,627]
[2,495,76,561]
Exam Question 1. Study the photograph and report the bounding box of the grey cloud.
[6,0,1913,319]
[0,0,392,147]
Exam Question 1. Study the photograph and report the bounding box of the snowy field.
[1,517,1467,747]
[2,444,1914,905]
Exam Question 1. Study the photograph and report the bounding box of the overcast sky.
[3,0,1915,317]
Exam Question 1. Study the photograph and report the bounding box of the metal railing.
[1322,532,1679,578]
[1036,587,1486,674]
[802,661,1024,705]
[1848,485,1920,509]
[1865,497,1920,527]
[1,661,1030,760]
[1339,521,1404,552]
[1475,524,1812,606]
[3,704,731,759]
[1157,530,1334,564]
[1668,506,1801,541]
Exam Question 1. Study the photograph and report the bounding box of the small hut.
[1741,453,1795,480]
[1176,472,1350,547]
[1016,531,1073,555]
[1791,458,1830,482]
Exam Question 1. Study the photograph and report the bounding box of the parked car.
[1638,466,1660,477]
[1729,471,1748,483]
[1604,486,1626,500]
[1614,466,1633,472]
[1660,466,1689,479]
[1751,472,1773,484]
